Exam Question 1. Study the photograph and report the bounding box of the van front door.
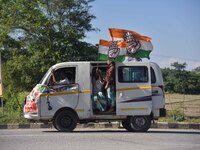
[116,62,152,116]
[40,66,78,118]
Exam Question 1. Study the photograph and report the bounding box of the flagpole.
[109,28,114,41]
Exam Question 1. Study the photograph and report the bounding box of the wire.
[152,53,200,62]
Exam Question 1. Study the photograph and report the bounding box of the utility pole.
[0,53,3,116]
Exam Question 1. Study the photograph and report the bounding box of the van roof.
[51,61,106,68]
[51,61,159,68]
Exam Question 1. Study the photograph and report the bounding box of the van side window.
[48,67,76,85]
[150,67,156,84]
[118,66,148,83]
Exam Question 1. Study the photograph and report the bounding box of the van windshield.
[39,68,52,85]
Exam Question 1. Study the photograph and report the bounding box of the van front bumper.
[24,112,39,120]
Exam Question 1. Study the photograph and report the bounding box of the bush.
[167,108,183,118]
[5,91,29,112]
[0,91,29,124]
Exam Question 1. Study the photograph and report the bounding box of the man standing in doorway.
[105,60,115,112]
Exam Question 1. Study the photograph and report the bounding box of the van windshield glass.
[39,68,52,84]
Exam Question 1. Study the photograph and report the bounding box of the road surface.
[0,128,200,150]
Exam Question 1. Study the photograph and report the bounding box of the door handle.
[46,95,52,110]
[119,92,123,98]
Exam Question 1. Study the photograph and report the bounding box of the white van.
[24,61,166,132]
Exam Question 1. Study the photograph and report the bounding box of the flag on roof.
[98,39,127,62]
[109,28,151,42]
[98,39,153,62]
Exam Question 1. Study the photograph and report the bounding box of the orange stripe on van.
[120,108,148,111]
[75,108,84,112]
[82,90,91,93]
[117,86,152,91]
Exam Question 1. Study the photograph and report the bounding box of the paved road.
[0,128,200,150]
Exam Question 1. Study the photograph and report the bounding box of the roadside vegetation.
[0,91,28,124]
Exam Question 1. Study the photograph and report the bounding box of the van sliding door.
[116,62,152,116]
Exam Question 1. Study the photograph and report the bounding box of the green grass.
[0,91,29,124]
[158,117,200,123]
[158,109,200,123]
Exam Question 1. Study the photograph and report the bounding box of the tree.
[189,66,200,94]
[162,62,200,94]
[162,68,175,93]
[0,0,98,110]
[171,62,187,71]
[193,66,200,74]
[162,62,188,93]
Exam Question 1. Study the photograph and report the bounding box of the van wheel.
[54,110,77,132]
[52,120,58,130]
[125,116,151,132]
[122,120,129,130]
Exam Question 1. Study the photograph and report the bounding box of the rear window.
[151,67,156,84]
[118,66,148,83]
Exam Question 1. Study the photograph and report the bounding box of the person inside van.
[92,68,107,113]
[51,71,70,85]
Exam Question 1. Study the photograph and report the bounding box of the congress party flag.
[98,39,127,62]
[108,28,153,60]
[98,39,153,62]
[109,28,151,42]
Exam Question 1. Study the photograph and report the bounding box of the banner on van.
[98,28,153,62]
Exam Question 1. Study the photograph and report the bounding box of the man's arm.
[105,65,115,89]
[96,68,104,82]
[51,71,56,83]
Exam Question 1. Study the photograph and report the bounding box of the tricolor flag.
[108,28,153,60]
[98,39,153,62]
[98,39,127,62]
[109,28,151,42]
[98,28,153,62]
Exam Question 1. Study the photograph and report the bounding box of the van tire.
[54,110,77,132]
[125,116,151,132]
[122,120,129,130]
[52,120,58,130]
